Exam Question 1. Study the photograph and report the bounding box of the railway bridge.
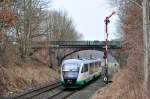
[31,40,123,67]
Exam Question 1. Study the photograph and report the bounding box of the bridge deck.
[31,41,122,49]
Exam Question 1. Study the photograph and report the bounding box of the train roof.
[62,58,101,65]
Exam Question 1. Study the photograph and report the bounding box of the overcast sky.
[51,0,118,41]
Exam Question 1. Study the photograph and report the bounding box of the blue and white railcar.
[60,59,102,88]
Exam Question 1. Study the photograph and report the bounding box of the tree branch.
[129,0,142,9]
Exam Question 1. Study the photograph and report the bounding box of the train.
[60,58,103,88]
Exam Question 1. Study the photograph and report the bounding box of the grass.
[91,68,149,99]
[0,46,60,96]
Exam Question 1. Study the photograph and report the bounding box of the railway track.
[62,90,78,99]
[11,81,78,99]
[47,89,78,99]
[51,77,102,99]
[10,77,103,99]
[12,82,61,99]
[50,77,103,99]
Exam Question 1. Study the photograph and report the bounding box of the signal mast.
[103,11,115,83]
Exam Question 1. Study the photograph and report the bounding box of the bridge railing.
[31,41,122,49]
[49,41,103,45]
[49,41,121,45]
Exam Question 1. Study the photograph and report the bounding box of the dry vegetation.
[0,0,80,96]
[92,0,150,99]
[92,69,145,99]
[0,46,59,96]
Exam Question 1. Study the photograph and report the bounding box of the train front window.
[63,71,78,78]
[62,64,79,78]
[62,64,79,71]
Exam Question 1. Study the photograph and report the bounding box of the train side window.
[95,62,98,66]
[89,63,94,74]
[84,64,88,72]
[81,66,84,73]
[99,62,101,67]
[81,64,88,73]
[97,62,99,67]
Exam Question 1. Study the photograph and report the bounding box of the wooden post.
[143,0,149,99]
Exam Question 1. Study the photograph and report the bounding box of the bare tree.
[45,10,81,41]
[13,0,49,58]
[109,0,150,99]
[44,10,82,67]
[0,0,17,53]
[0,0,81,67]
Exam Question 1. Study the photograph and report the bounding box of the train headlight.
[104,76,108,82]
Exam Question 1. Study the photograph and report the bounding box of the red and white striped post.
[103,11,115,83]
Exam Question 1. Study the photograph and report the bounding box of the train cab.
[61,63,80,85]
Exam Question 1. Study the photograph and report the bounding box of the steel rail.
[47,89,65,99]
[12,82,61,99]
[47,89,78,99]
[62,90,78,99]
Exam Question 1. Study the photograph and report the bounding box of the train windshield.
[62,64,80,71]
